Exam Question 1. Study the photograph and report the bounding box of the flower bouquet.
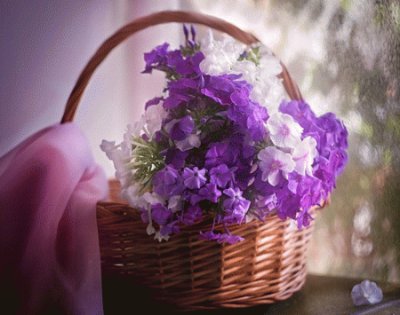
[101,26,348,245]
[61,11,348,310]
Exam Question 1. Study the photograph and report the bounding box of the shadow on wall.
[0,0,181,176]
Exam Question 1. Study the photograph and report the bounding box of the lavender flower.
[223,187,251,224]
[164,115,195,141]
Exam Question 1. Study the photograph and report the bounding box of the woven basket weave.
[61,11,322,310]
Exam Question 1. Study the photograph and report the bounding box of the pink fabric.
[0,123,108,315]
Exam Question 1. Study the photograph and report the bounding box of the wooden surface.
[102,274,400,314]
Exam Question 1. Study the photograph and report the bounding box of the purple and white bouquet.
[101,26,348,243]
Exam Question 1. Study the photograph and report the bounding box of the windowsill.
[102,274,400,314]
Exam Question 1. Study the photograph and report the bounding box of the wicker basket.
[61,11,323,310]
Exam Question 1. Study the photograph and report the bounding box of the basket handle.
[60,10,303,123]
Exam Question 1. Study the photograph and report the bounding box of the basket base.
[97,180,316,310]
[102,273,308,313]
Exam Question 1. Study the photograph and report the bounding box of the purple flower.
[245,104,269,141]
[314,149,347,191]
[318,113,348,153]
[163,93,191,109]
[181,204,203,225]
[223,187,250,224]
[276,191,300,221]
[279,100,317,130]
[164,115,195,141]
[218,233,244,244]
[164,148,188,169]
[296,208,313,228]
[209,164,232,188]
[255,193,278,213]
[201,73,268,141]
[199,230,221,242]
[152,166,184,198]
[160,221,180,236]
[151,203,172,225]
[205,142,229,166]
[127,28,349,243]
[199,230,244,244]
[201,75,238,105]
[227,85,269,141]
[145,96,164,109]
[175,134,201,151]
[163,78,198,109]
[168,51,204,75]
[191,183,221,204]
[183,167,207,189]
[205,142,239,167]
[143,42,203,78]
[142,43,169,73]
[234,163,254,190]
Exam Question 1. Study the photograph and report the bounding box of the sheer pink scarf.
[0,123,107,314]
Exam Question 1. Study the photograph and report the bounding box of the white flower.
[100,139,133,188]
[168,195,183,213]
[258,146,295,186]
[266,113,303,148]
[143,104,167,139]
[142,191,165,205]
[231,60,257,82]
[234,46,284,114]
[251,76,285,114]
[258,51,282,76]
[120,124,140,157]
[200,32,286,113]
[143,194,165,237]
[175,134,201,151]
[200,31,286,114]
[292,136,318,176]
[146,207,156,236]
[146,223,156,236]
[199,31,245,75]
[121,183,147,208]
[100,140,119,159]
[154,231,169,242]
